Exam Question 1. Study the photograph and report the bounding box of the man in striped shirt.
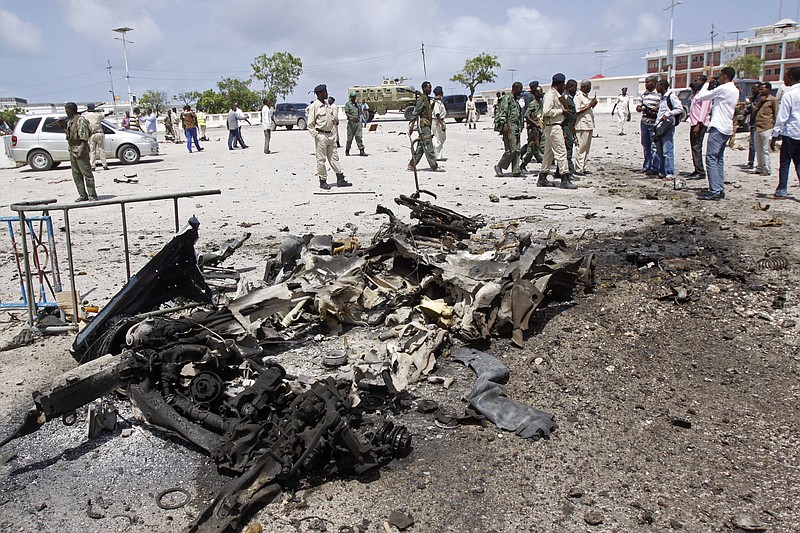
[637,75,661,176]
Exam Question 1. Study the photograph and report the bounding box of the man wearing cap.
[494,81,524,177]
[308,84,352,189]
[431,86,447,160]
[538,73,577,189]
[408,81,443,172]
[520,82,545,171]
[344,91,367,156]
[84,103,112,170]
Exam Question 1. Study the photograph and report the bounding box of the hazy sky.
[1,0,798,105]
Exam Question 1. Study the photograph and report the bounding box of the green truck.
[347,78,418,121]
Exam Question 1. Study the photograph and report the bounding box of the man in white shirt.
[770,66,800,198]
[611,87,630,135]
[573,80,597,176]
[695,66,739,200]
[141,108,157,139]
[308,84,351,190]
[431,86,447,160]
[466,95,477,129]
[261,98,273,154]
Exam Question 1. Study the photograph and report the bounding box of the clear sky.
[0,0,797,105]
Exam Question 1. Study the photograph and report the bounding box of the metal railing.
[9,189,221,330]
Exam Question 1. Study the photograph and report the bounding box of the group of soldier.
[493,73,598,190]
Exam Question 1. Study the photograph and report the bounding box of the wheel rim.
[31,153,49,169]
[122,147,137,162]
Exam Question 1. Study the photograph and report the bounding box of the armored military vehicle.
[347,78,418,122]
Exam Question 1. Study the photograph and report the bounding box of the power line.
[6,69,107,93]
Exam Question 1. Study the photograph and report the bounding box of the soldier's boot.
[319,179,331,190]
[345,149,350,156]
[359,149,367,156]
[537,174,554,187]
[560,175,578,190]
[336,173,352,187]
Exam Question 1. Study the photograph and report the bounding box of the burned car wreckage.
[1,197,594,532]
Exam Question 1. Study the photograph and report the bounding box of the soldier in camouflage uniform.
[407,81,443,172]
[344,92,367,156]
[494,81,524,177]
[559,79,579,178]
[520,83,545,171]
[64,102,97,202]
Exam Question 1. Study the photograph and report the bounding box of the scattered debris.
[749,217,783,228]
[114,177,139,184]
[756,254,789,271]
[452,348,556,439]
[387,510,414,530]
[730,513,767,531]
[489,194,500,203]
[671,416,692,429]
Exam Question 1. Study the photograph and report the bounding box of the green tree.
[216,77,260,111]
[197,89,227,114]
[450,53,501,96]
[727,55,764,79]
[174,90,202,106]
[251,51,303,102]
[1,107,23,129]
[138,89,169,113]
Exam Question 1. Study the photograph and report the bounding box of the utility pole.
[729,30,745,60]
[508,68,517,85]
[594,49,609,76]
[664,0,682,88]
[710,23,719,76]
[107,60,118,124]
[421,43,427,79]
[112,27,134,111]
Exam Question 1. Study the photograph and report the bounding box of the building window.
[775,67,781,76]
[765,68,772,75]
[767,47,774,54]
[789,42,796,52]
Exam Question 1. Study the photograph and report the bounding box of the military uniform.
[344,96,365,154]
[466,98,478,129]
[409,94,439,171]
[495,92,524,175]
[558,94,577,177]
[308,85,350,189]
[521,97,545,168]
[539,86,570,178]
[84,108,108,170]
[66,114,97,201]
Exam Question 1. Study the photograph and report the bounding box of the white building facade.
[644,18,800,88]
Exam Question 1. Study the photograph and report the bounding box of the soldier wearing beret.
[344,92,367,156]
[308,84,352,189]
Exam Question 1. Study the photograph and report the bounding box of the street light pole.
[664,0,683,88]
[594,49,609,75]
[112,27,134,111]
[107,60,118,124]
[508,68,517,85]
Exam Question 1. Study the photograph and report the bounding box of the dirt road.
[1,113,798,532]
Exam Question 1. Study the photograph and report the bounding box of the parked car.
[441,94,488,122]
[10,113,158,171]
[271,103,308,130]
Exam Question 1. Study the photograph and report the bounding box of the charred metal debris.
[2,198,594,532]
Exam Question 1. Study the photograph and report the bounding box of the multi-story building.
[644,18,800,88]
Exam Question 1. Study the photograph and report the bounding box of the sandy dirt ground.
[1,111,799,532]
